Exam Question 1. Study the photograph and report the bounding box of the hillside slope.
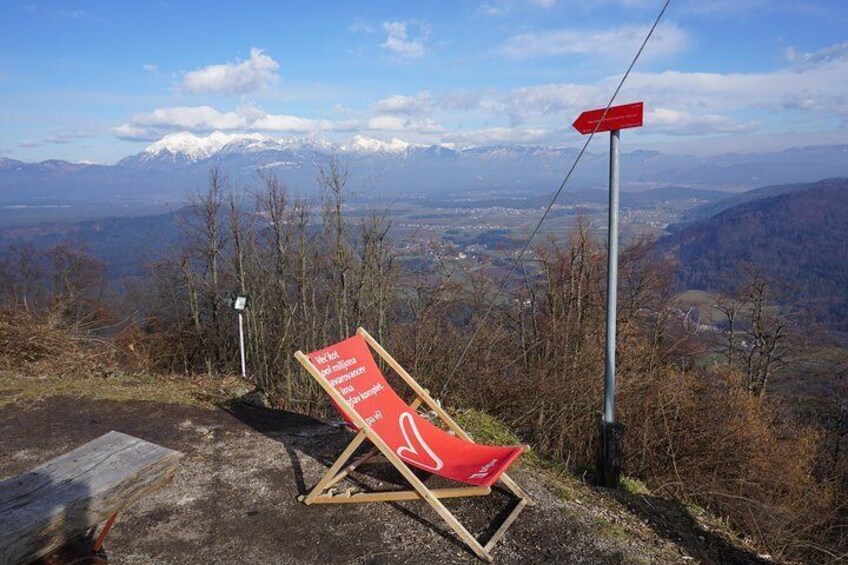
[678,177,846,223]
[0,373,772,564]
[658,178,848,329]
[0,207,185,277]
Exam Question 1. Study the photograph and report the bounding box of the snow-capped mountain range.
[1,131,846,208]
[132,131,415,165]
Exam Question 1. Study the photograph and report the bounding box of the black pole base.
[596,418,624,488]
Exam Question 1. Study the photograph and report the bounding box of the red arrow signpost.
[572,101,643,134]
[573,101,644,488]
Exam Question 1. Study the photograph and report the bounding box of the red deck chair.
[294,327,533,562]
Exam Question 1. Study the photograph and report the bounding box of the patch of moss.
[621,555,651,565]
[594,516,629,540]
[541,472,583,500]
[620,476,652,496]
[452,408,542,469]
[684,501,743,543]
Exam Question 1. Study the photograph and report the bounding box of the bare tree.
[0,243,47,310]
[715,268,792,397]
[317,151,353,339]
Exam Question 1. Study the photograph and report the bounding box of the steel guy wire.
[438,0,673,398]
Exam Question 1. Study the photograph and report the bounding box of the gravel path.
[0,396,755,564]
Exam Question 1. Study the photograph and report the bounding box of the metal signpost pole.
[597,130,624,488]
[605,129,620,426]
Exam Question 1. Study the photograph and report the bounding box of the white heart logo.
[396,412,444,471]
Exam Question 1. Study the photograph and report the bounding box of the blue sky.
[2,0,847,163]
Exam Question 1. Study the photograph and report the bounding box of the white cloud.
[504,83,602,125]
[427,83,603,128]
[443,127,552,145]
[381,21,430,59]
[112,124,161,141]
[681,0,772,16]
[374,92,432,115]
[25,4,100,21]
[432,42,848,138]
[349,20,375,34]
[476,3,509,17]
[328,119,363,132]
[142,63,158,73]
[625,46,848,118]
[181,48,280,95]
[131,105,248,130]
[647,108,758,135]
[439,90,488,111]
[17,131,94,147]
[253,114,333,133]
[44,131,94,144]
[367,115,444,133]
[500,22,688,61]
[113,105,363,140]
[476,0,564,17]
[785,41,848,69]
[367,116,406,130]
[113,41,848,146]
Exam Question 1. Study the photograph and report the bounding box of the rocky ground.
[0,376,773,564]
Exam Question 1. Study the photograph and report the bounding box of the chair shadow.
[220,400,329,497]
[222,400,515,557]
[610,489,773,565]
[475,488,523,542]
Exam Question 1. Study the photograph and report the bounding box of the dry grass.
[0,307,251,408]
[0,371,250,408]
[0,308,115,377]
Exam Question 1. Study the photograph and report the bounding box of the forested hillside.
[0,208,184,277]
[659,178,848,329]
[678,178,841,223]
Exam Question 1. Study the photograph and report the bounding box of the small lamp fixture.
[231,293,249,312]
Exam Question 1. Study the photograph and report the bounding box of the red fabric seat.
[308,335,524,487]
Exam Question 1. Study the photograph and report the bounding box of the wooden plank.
[484,498,528,553]
[0,431,182,565]
[321,446,379,492]
[301,430,368,505]
[310,486,492,504]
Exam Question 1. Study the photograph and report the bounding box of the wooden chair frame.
[295,327,533,562]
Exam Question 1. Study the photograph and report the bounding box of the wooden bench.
[0,431,182,565]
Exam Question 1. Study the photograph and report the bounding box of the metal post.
[597,129,624,488]
[237,312,247,379]
[604,129,620,425]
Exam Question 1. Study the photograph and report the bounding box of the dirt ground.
[0,395,770,564]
